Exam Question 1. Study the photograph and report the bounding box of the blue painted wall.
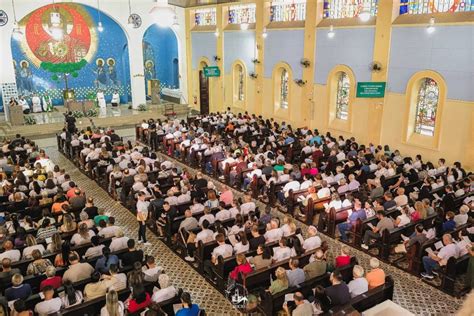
[314,28,375,85]
[264,30,304,78]
[191,32,217,69]
[388,25,473,101]
[143,26,179,90]
[223,31,255,74]
[10,3,131,106]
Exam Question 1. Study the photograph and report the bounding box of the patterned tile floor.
[37,132,467,316]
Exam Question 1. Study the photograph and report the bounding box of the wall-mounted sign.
[356,82,386,98]
[203,66,220,77]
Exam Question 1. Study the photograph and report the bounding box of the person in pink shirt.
[219,185,233,206]
[229,254,253,280]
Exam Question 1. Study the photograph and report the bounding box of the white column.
[126,28,147,109]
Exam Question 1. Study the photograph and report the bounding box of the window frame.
[403,70,447,150]
[327,65,355,133]
[272,62,293,119]
[232,60,247,109]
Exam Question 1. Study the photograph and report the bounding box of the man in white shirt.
[264,219,284,243]
[152,273,177,303]
[347,174,360,191]
[204,233,233,280]
[278,175,301,204]
[273,238,292,262]
[177,187,191,204]
[394,187,408,207]
[83,236,105,259]
[142,256,163,283]
[185,219,214,262]
[421,234,459,279]
[0,241,21,262]
[215,207,231,221]
[240,194,256,216]
[35,286,62,316]
[317,181,331,199]
[243,163,262,190]
[98,217,120,238]
[303,226,321,252]
[347,265,368,297]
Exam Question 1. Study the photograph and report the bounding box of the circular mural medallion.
[0,10,8,26]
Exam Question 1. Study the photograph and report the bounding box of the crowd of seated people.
[0,135,204,316]
[57,124,401,314]
[130,111,472,287]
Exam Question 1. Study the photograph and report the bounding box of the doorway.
[199,69,209,115]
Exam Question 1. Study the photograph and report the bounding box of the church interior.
[0,0,472,315]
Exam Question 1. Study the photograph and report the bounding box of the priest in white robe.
[32,94,42,113]
[111,90,120,107]
[19,96,30,114]
[97,90,106,108]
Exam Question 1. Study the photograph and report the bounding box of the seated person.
[267,267,289,295]
[335,246,351,268]
[152,274,177,303]
[324,270,351,308]
[176,292,200,316]
[366,258,386,289]
[361,211,394,250]
[347,265,368,297]
[249,244,272,270]
[421,234,459,280]
[229,253,253,281]
[34,286,62,316]
[5,274,32,301]
[303,249,327,280]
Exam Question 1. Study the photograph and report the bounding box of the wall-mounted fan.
[369,61,383,73]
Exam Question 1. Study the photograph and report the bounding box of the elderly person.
[347,265,368,297]
[151,274,177,303]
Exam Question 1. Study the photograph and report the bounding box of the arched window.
[279,69,289,109]
[414,77,439,136]
[335,72,350,120]
[233,63,245,102]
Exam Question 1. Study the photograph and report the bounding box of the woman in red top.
[126,284,151,314]
[229,254,253,281]
[335,246,351,268]
[39,266,62,290]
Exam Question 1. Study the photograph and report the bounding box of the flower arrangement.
[24,115,37,125]
[85,108,99,117]
[137,104,148,112]
[72,110,84,118]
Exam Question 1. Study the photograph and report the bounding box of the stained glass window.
[414,78,439,136]
[323,0,378,19]
[280,69,289,109]
[400,0,473,14]
[270,0,306,22]
[234,64,245,102]
[229,4,256,24]
[195,8,216,26]
[336,72,350,120]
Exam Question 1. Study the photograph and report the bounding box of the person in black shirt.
[121,239,144,267]
[325,270,351,308]
[441,185,456,212]
[83,197,99,219]
[249,225,265,251]
[65,112,76,134]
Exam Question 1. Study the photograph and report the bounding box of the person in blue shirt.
[338,198,367,242]
[95,247,119,274]
[442,211,456,233]
[176,292,200,316]
[5,274,32,301]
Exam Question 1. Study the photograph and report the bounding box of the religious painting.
[21,3,97,66]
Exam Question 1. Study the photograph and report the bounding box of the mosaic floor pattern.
[40,132,467,316]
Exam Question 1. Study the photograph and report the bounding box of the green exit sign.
[203,66,220,77]
[356,82,386,98]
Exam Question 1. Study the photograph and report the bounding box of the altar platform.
[0,102,191,139]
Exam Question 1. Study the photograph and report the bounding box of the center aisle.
[42,143,239,315]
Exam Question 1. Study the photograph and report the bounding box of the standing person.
[136,192,150,246]
[65,111,76,134]
[31,93,42,113]
[19,96,30,114]
[97,89,106,109]
[42,92,53,112]
[111,90,120,107]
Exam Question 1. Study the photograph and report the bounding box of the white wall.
[0,0,188,107]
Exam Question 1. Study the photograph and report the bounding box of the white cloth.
[97,92,106,108]
[19,99,29,111]
[111,93,120,104]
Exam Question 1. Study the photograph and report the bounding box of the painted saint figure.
[107,58,118,87]
[95,58,108,90]
[19,60,34,95]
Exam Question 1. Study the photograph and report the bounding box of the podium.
[9,105,24,126]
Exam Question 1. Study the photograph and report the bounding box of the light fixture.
[426,17,435,34]
[96,0,104,32]
[214,29,219,37]
[358,2,371,22]
[240,22,249,31]
[328,25,335,39]
[10,0,23,40]
[150,0,175,28]
[262,27,268,39]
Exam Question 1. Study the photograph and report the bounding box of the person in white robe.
[32,94,42,113]
[42,93,53,112]
[111,90,120,107]
[97,90,106,108]
[19,96,30,114]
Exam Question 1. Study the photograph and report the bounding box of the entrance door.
[199,70,209,115]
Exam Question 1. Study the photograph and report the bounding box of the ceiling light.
[240,22,249,31]
[262,27,268,39]
[214,29,219,37]
[328,25,335,39]
[150,0,175,28]
[96,0,104,32]
[97,21,104,32]
[426,17,435,34]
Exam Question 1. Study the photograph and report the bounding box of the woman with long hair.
[101,289,125,316]
[70,223,95,245]
[22,234,45,259]
[61,280,83,308]
[126,283,151,314]
[59,213,77,233]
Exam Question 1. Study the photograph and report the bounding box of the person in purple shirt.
[338,198,367,242]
